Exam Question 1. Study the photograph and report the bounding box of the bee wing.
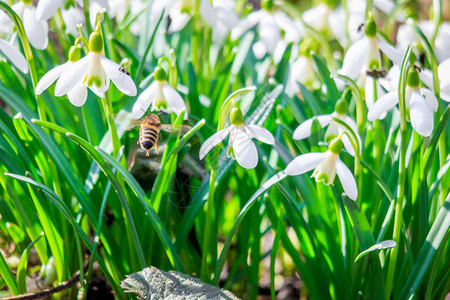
[113,113,142,131]
[160,124,192,133]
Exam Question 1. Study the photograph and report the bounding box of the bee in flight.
[123,113,175,156]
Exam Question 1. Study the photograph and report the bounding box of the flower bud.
[407,69,420,88]
[68,46,81,62]
[365,17,377,37]
[230,107,244,125]
[261,0,274,10]
[154,67,167,82]
[335,99,348,115]
[329,138,344,154]
[88,32,103,53]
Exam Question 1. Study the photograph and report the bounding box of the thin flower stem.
[83,0,92,34]
[430,0,442,46]
[385,46,412,300]
[365,0,373,20]
[101,96,121,160]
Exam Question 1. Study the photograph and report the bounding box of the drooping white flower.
[397,21,450,63]
[418,59,450,103]
[231,0,302,60]
[293,99,361,156]
[284,137,358,200]
[368,68,438,137]
[0,38,28,73]
[8,1,49,50]
[36,45,89,106]
[199,106,275,169]
[337,17,402,80]
[132,67,188,120]
[54,31,137,104]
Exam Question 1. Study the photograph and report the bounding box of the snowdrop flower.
[6,1,49,50]
[199,105,275,169]
[35,45,89,106]
[132,67,188,120]
[397,21,450,63]
[293,99,361,156]
[419,59,450,103]
[284,137,358,200]
[231,0,302,60]
[0,38,28,73]
[285,37,318,96]
[337,17,402,81]
[368,68,438,137]
[54,31,137,103]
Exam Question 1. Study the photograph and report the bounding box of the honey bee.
[124,114,173,156]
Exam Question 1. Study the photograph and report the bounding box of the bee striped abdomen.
[140,127,159,150]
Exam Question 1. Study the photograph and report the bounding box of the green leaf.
[0,248,18,295]
[354,240,397,262]
[17,233,44,293]
[399,194,450,299]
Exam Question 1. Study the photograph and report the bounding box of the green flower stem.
[0,2,46,122]
[331,117,361,176]
[385,46,412,300]
[83,0,92,33]
[372,78,383,170]
[430,0,442,46]
[134,9,165,85]
[191,0,201,71]
[101,96,121,160]
[365,0,373,20]
[200,87,256,283]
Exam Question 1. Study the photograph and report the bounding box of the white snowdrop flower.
[293,99,361,156]
[284,137,358,200]
[132,67,188,120]
[231,0,302,60]
[8,1,49,50]
[368,68,438,137]
[54,31,137,104]
[418,59,450,103]
[397,21,450,63]
[36,0,62,21]
[36,45,89,106]
[199,106,275,169]
[60,4,85,36]
[285,55,315,96]
[337,17,402,80]
[0,38,28,73]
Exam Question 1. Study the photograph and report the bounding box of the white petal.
[367,91,399,121]
[36,0,62,21]
[23,7,48,50]
[55,54,90,96]
[168,10,190,33]
[230,10,263,40]
[233,128,258,169]
[199,126,233,160]
[284,152,328,176]
[419,68,434,90]
[132,81,158,119]
[162,83,188,120]
[273,11,302,42]
[259,19,280,54]
[292,115,332,140]
[0,39,28,73]
[67,83,87,107]
[335,157,358,200]
[200,0,216,26]
[420,88,438,112]
[35,62,69,94]
[410,91,434,137]
[245,125,275,145]
[100,55,137,96]
[252,40,267,60]
[437,57,450,80]
[339,37,370,79]
[377,38,403,65]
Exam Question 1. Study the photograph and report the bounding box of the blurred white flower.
[199,106,275,169]
[231,2,302,60]
[419,59,450,103]
[54,32,136,104]
[7,1,49,50]
[132,67,188,120]
[284,138,358,200]
[397,21,450,63]
[293,99,361,156]
[285,55,315,96]
[368,68,437,137]
[0,38,28,73]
